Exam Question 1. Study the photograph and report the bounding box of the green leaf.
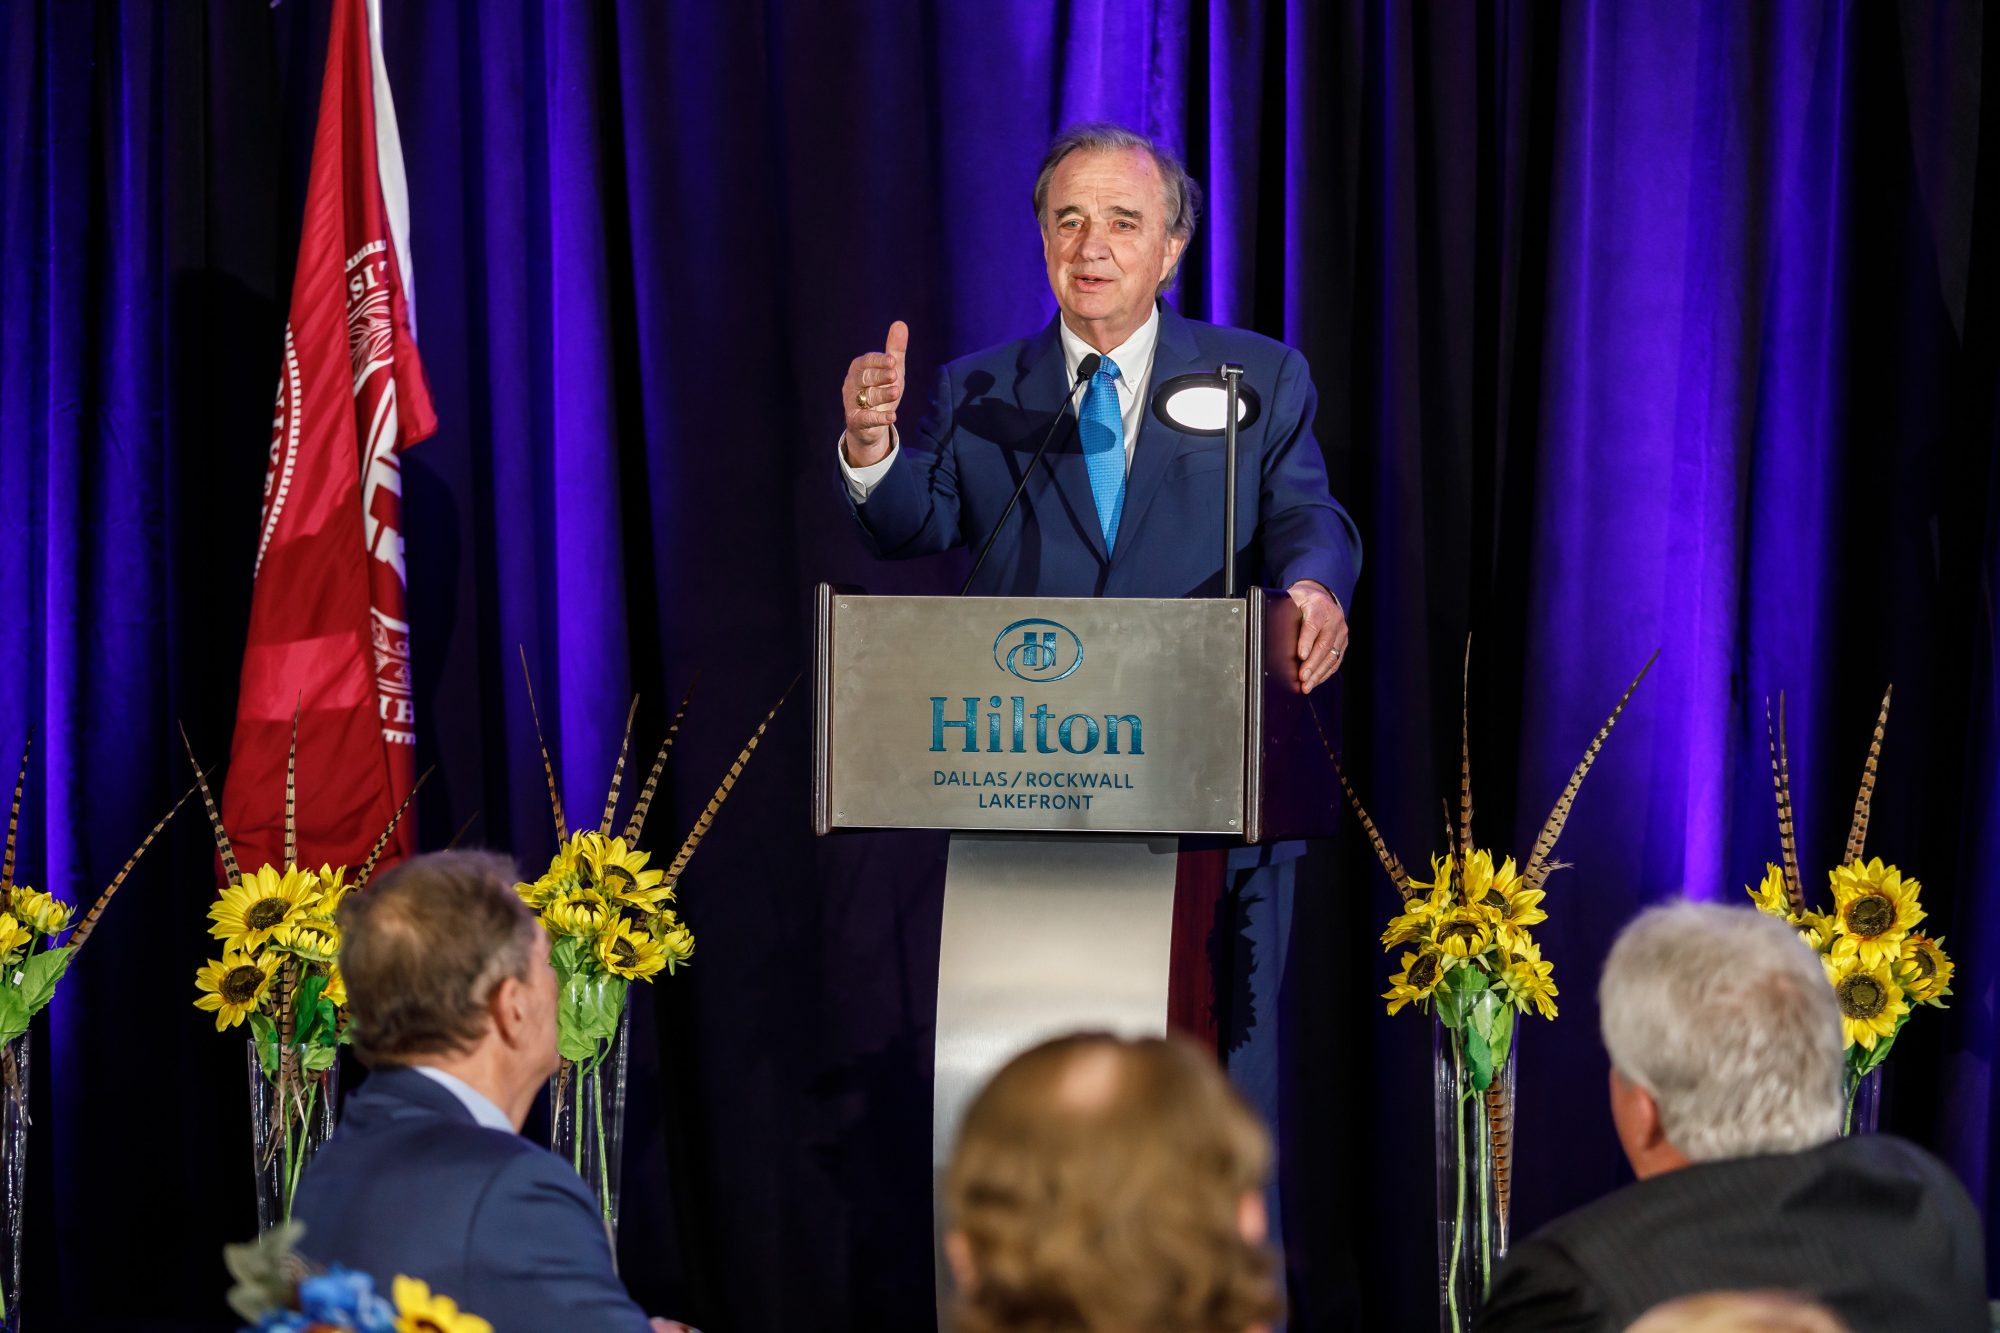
[550,936,587,984]
[248,1012,280,1080]
[299,1043,338,1073]
[292,973,329,1047]
[1464,1024,1494,1092]
[1435,963,1489,1032]
[16,947,74,1016]
[1487,1003,1516,1075]
[0,989,29,1046]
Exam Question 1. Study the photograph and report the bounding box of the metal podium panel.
[819,594,1248,834]
[930,831,1179,1328]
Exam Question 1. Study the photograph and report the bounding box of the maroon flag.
[224,0,435,874]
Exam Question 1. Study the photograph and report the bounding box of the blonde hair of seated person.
[944,1032,1281,1333]
[1626,1291,1850,1333]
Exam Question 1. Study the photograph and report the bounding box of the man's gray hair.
[1600,901,1843,1161]
[1032,122,1203,249]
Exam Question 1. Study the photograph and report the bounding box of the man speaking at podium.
[832,122,1363,1302]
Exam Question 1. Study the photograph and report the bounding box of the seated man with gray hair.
[293,851,685,1333]
[1477,902,1986,1333]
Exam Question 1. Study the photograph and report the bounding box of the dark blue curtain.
[3,2,1996,1329]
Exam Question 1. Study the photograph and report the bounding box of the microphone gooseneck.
[959,353,1103,596]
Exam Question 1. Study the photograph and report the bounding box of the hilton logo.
[930,617,1142,756]
[994,618,1084,683]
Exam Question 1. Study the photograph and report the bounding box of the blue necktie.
[1078,357,1125,551]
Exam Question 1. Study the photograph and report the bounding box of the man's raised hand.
[842,321,909,467]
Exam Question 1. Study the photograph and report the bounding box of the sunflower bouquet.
[183,722,422,1228]
[0,737,191,1324]
[515,660,792,1232]
[226,1221,491,1333]
[1748,688,1950,1133]
[1336,644,1653,1332]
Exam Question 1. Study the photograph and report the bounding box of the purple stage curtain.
[3,2,1996,1329]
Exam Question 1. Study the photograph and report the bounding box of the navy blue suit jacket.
[293,1066,653,1333]
[847,303,1362,603]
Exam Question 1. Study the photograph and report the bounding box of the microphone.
[959,353,1102,595]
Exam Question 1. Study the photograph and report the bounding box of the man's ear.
[1236,1190,1268,1246]
[488,974,527,1047]
[944,1231,976,1292]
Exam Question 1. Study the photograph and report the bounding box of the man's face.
[1042,147,1186,351]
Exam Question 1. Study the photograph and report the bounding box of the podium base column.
[930,831,1179,1328]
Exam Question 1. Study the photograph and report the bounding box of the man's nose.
[1077,225,1113,259]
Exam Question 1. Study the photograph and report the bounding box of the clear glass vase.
[1843,1065,1883,1136]
[246,1043,339,1233]
[550,1003,631,1245]
[0,1033,29,1333]
[1435,1001,1517,1333]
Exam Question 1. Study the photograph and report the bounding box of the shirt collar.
[412,1065,516,1133]
[1058,303,1161,386]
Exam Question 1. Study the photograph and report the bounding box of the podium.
[811,583,1340,1323]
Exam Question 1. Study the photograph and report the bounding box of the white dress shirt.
[839,306,1163,503]
[414,1064,515,1132]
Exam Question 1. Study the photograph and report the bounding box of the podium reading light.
[1150,366,1262,597]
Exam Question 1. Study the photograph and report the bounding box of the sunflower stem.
[1447,1032,1468,1333]
[283,1077,318,1220]
[593,1054,612,1233]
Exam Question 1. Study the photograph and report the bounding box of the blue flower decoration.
[295,1266,395,1331]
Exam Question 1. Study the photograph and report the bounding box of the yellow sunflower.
[11,887,73,937]
[391,1275,492,1333]
[1380,896,1442,949]
[651,911,695,971]
[1472,854,1545,947]
[1746,864,1793,918]
[322,963,348,1009]
[1823,953,1909,1052]
[545,892,614,939]
[1384,947,1448,1016]
[1431,904,1499,959]
[583,836,671,908]
[1892,933,1953,1007]
[209,864,320,952]
[1827,858,1923,970]
[269,916,340,963]
[593,918,668,981]
[307,864,351,920]
[0,913,30,965]
[193,951,281,1030]
[1793,910,1839,955]
[1494,941,1560,1021]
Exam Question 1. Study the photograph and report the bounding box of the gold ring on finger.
[856,388,870,410]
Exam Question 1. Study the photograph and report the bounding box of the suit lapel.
[1115,304,1208,563]
[1015,318,1110,565]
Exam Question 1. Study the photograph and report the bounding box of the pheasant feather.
[1333,759,1414,899]
[661,677,797,887]
[1843,685,1893,866]
[1767,696,1805,913]
[624,676,697,843]
[2,735,27,907]
[180,723,241,885]
[353,768,433,891]
[1521,651,1658,892]
[599,696,642,836]
[67,777,201,954]
[518,647,568,843]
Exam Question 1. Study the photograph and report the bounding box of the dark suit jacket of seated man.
[1476,902,1988,1333]
[295,1064,654,1333]
[1477,1132,1987,1333]
[292,851,660,1333]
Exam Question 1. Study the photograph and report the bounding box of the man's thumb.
[886,320,910,363]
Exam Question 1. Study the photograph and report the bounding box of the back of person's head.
[338,850,542,1067]
[1627,1291,1850,1332]
[945,1032,1280,1333]
[1600,902,1842,1161]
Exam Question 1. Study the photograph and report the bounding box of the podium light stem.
[1221,363,1243,598]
